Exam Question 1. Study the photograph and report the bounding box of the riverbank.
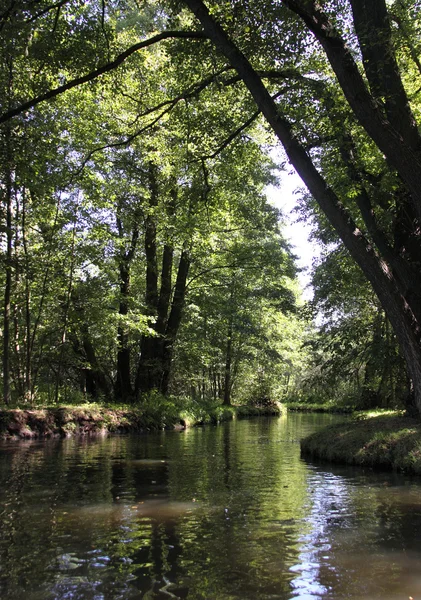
[285,402,353,414]
[0,401,282,439]
[301,411,421,474]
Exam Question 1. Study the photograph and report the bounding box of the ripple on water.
[1,414,421,600]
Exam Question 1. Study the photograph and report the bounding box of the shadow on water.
[1,414,421,599]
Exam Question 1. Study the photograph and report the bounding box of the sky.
[266,165,321,300]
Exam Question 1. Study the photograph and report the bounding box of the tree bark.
[156,244,173,334]
[2,132,13,405]
[116,261,133,401]
[135,179,184,398]
[349,0,420,150]
[82,337,113,401]
[161,249,191,395]
[115,209,139,402]
[223,319,233,406]
[282,0,421,219]
[223,279,235,406]
[135,164,161,396]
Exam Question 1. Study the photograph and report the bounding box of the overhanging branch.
[0,30,207,124]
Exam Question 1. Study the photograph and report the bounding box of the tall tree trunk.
[12,188,23,398]
[3,132,13,405]
[21,188,32,401]
[156,244,173,335]
[223,280,235,406]
[2,55,14,406]
[55,207,77,403]
[135,164,161,396]
[223,319,233,406]
[161,249,191,395]
[115,208,139,403]
[82,337,113,401]
[136,177,178,397]
[282,0,421,218]
[116,262,133,401]
[349,0,420,150]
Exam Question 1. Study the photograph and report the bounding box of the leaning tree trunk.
[183,0,421,416]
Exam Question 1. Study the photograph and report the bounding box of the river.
[1,413,421,600]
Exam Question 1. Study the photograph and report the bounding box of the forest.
[1,0,420,418]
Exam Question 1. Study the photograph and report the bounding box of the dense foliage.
[1,0,420,414]
[0,0,306,407]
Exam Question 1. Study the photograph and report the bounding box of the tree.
[301,246,408,408]
[180,0,421,415]
[170,158,299,405]
[2,0,304,404]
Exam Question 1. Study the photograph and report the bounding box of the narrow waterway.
[1,413,421,600]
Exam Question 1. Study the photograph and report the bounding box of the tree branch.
[282,0,421,215]
[0,30,207,124]
[183,0,421,356]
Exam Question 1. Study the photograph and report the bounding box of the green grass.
[0,398,284,439]
[301,411,421,473]
[285,401,354,414]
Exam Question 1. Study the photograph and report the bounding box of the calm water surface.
[1,413,421,600]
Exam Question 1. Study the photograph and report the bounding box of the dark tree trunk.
[282,0,421,219]
[82,337,113,401]
[135,180,183,398]
[349,0,420,150]
[136,243,174,393]
[135,165,161,396]
[115,209,139,402]
[3,140,12,405]
[156,244,173,334]
[2,57,13,406]
[116,262,133,401]
[11,191,24,399]
[223,280,235,406]
[144,163,159,311]
[161,249,191,395]
[3,159,12,404]
[22,189,32,401]
[223,321,233,406]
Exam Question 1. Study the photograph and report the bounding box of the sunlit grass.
[0,397,284,439]
[285,401,353,414]
[301,412,421,473]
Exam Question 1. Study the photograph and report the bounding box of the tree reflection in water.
[1,415,421,599]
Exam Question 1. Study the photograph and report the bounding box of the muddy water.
[1,413,421,600]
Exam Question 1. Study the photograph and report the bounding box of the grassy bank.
[300,411,421,473]
[0,400,283,440]
[285,402,354,414]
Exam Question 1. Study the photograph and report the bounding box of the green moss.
[301,412,421,473]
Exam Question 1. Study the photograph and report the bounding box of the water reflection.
[1,414,421,599]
